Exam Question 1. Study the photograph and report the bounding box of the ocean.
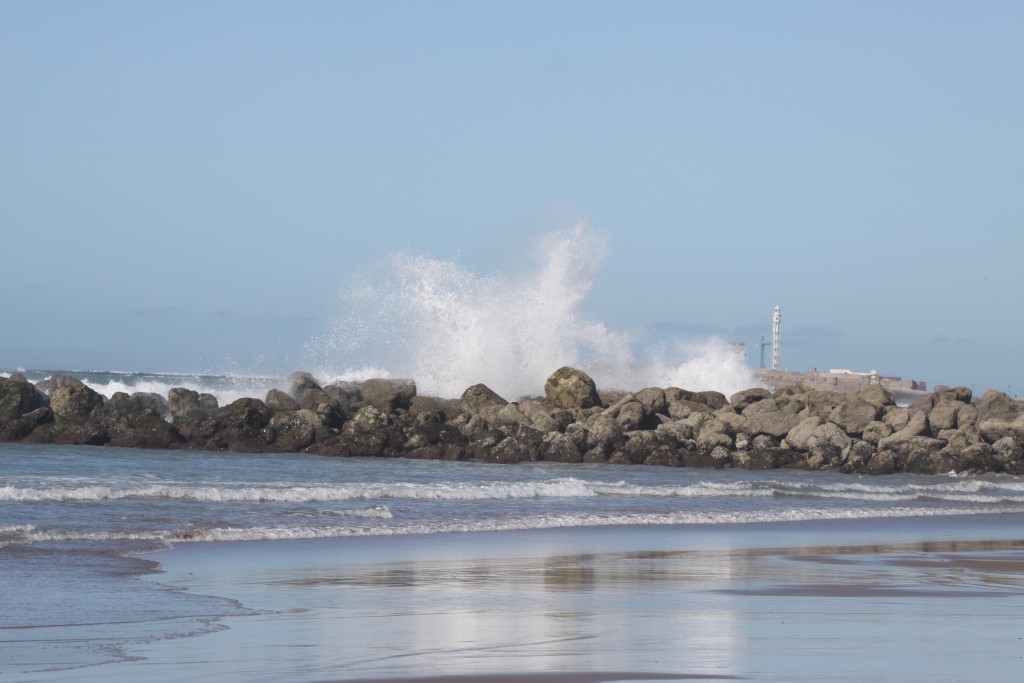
[4,368,1024,682]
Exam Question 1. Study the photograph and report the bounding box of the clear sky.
[1,0,1021,395]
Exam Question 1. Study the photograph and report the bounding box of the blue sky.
[1,1,1021,395]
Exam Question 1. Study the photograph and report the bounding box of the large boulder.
[310,405,405,458]
[804,422,853,468]
[730,387,771,412]
[635,387,668,421]
[860,421,894,445]
[928,400,977,435]
[360,378,416,413]
[33,374,86,396]
[93,393,179,448]
[544,367,602,410]
[830,396,883,436]
[106,411,184,450]
[265,409,319,453]
[610,430,676,465]
[168,387,218,421]
[518,398,573,433]
[741,398,804,438]
[0,406,53,441]
[714,406,750,436]
[855,384,896,409]
[459,384,508,414]
[216,398,271,431]
[472,425,542,464]
[783,416,823,452]
[281,377,347,431]
[976,391,1024,443]
[22,423,108,446]
[878,410,930,449]
[265,388,300,413]
[881,436,948,474]
[693,391,729,411]
[50,384,105,425]
[0,377,47,428]
[603,394,644,431]
[992,436,1024,472]
[695,419,733,454]
[200,398,274,452]
[540,431,583,463]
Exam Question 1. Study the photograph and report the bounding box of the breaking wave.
[7,504,1024,548]
[7,476,1024,505]
[308,223,756,399]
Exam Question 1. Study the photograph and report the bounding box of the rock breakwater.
[2,368,1023,475]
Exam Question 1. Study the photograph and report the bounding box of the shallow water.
[4,443,1024,681]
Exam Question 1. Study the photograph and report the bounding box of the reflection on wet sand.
[272,538,1024,594]
[248,537,1024,681]
[140,526,1024,683]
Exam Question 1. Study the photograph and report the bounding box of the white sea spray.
[308,223,757,399]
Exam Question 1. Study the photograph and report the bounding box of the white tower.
[771,305,781,371]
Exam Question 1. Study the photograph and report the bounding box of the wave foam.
[10,504,1024,547]
[8,476,1024,505]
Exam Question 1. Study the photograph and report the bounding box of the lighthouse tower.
[771,305,781,371]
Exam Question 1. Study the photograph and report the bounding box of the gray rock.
[216,398,272,431]
[693,391,729,411]
[612,400,644,431]
[742,398,804,438]
[976,391,1024,443]
[494,403,530,428]
[0,406,53,441]
[830,397,882,436]
[992,436,1023,468]
[0,377,47,427]
[635,387,668,421]
[878,410,930,449]
[541,432,582,463]
[50,384,105,425]
[459,383,508,414]
[806,422,853,465]
[34,374,85,397]
[587,413,625,445]
[544,367,602,410]
[518,399,573,433]
[266,409,318,453]
[360,378,416,412]
[854,384,896,408]
[265,388,300,413]
[783,416,823,452]
[168,387,212,421]
[714,406,750,436]
[860,421,894,445]
[729,387,771,412]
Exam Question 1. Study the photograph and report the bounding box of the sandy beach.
[108,515,1024,683]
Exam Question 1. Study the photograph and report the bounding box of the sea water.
[5,442,1024,678]
[4,224,1019,678]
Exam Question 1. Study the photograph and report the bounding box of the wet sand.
[126,516,1024,683]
